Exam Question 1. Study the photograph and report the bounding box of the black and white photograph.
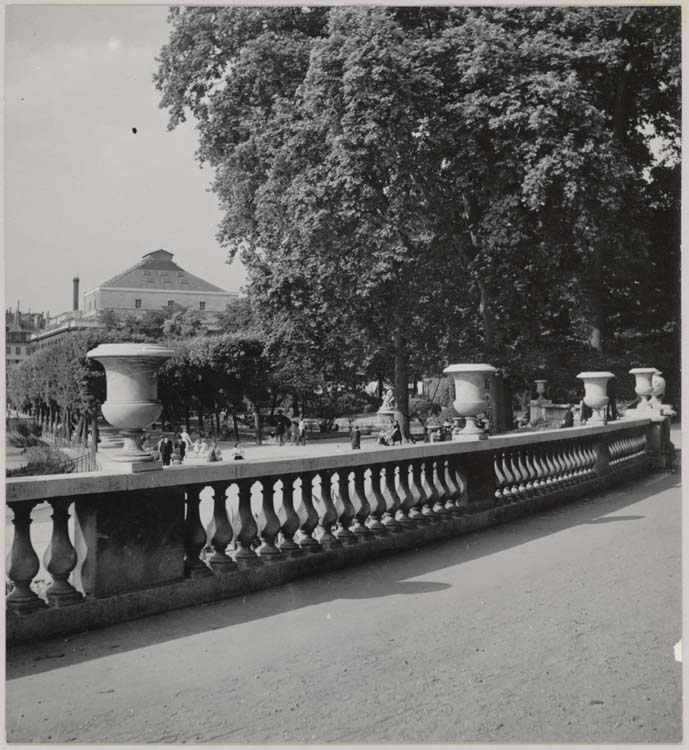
[4,2,682,744]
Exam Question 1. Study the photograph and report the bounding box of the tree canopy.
[152,7,678,419]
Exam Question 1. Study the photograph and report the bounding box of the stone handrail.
[5,417,663,643]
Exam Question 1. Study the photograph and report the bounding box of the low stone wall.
[6,417,664,644]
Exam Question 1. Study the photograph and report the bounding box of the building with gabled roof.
[82,249,238,319]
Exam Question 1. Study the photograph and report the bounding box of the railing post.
[257,478,282,561]
[317,470,342,550]
[350,466,373,540]
[44,497,83,606]
[207,483,237,572]
[367,466,389,536]
[235,479,262,566]
[396,460,416,528]
[278,475,303,557]
[382,463,404,531]
[297,472,322,553]
[184,488,212,578]
[7,501,46,613]
[334,470,358,545]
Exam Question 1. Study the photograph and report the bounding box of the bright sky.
[4,5,247,317]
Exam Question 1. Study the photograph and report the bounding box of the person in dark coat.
[159,435,173,466]
[560,406,574,428]
[174,433,186,463]
[350,425,361,450]
[391,420,402,445]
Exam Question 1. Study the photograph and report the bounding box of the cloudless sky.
[5,5,247,318]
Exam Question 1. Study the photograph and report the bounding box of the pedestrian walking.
[159,434,173,466]
[297,416,307,446]
[207,440,222,462]
[174,433,186,463]
[350,425,361,450]
[275,412,286,446]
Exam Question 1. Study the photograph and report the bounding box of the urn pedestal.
[443,364,496,439]
[576,371,615,425]
[87,343,176,465]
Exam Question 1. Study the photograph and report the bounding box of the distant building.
[30,277,104,352]
[82,249,238,319]
[5,306,46,369]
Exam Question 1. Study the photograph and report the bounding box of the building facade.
[5,308,46,369]
[82,249,238,319]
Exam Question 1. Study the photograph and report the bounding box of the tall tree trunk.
[254,409,262,446]
[292,392,299,418]
[392,331,411,441]
[590,245,606,353]
[232,413,239,443]
[197,404,204,434]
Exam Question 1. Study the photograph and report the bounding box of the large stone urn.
[576,371,614,425]
[87,343,176,463]
[629,367,657,412]
[443,363,496,438]
[534,379,547,399]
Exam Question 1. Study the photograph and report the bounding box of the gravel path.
[6,469,682,744]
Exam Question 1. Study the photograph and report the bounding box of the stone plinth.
[73,486,185,597]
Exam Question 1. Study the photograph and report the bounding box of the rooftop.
[95,250,230,294]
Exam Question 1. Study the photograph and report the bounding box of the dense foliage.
[155,6,680,429]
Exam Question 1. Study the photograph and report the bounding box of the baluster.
[552,448,565,486]
[429,461,448,517]
[527,450,541,493]
[334,471,358,545]
[317,470,342,550]
[453,462,469,512]
[184,488,212,578]
[437,459,458,513]
[367,466,389,536]
[7,502,45,613]
[444,457,462,505]
[396,461,417,527]
[561,444,574,484]
[278,475,303,557]
[500,451,514,501]
[533,448,548,495]
[297,472,322,553]
[382,464,404,531]
[494,453,506,503]
[43,498,83,606]
[543,450,557,488]
[257,479,282,560]
[420,461,440,521]
[572,444,584,478]
[410,461,431,523]
[206,482,236,572]
[234,479,261,566]
[507,453,523,501]
[518,451,533,495]
[350,466,373,540]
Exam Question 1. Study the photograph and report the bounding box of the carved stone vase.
[576,371,615,425]
[443,363,496,439]
[87,343,176,463]
[629,367,657,412]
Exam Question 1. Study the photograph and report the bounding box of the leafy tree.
[156,6,681,427]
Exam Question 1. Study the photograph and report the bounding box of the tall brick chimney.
[73,276,79,312]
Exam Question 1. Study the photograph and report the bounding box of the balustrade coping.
[5,417,656,503]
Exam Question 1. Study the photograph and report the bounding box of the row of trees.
[6,305,379,446]
[155,5,681,437]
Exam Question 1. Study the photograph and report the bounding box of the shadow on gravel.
[7,469,681,679]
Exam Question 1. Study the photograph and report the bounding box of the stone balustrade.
[5,416,665,644]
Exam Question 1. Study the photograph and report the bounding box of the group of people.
[143,429,223,466]
[375,420,403,447]
[271,412,308,446]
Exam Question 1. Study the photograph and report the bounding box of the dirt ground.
[6,464,682,744]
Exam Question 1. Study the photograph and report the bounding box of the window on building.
[15,347,21,355]
[88,301,92,311]
[135,299,142,309]
[199,301,206,311]
[6,347,9,354]
[168,300,174,307]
